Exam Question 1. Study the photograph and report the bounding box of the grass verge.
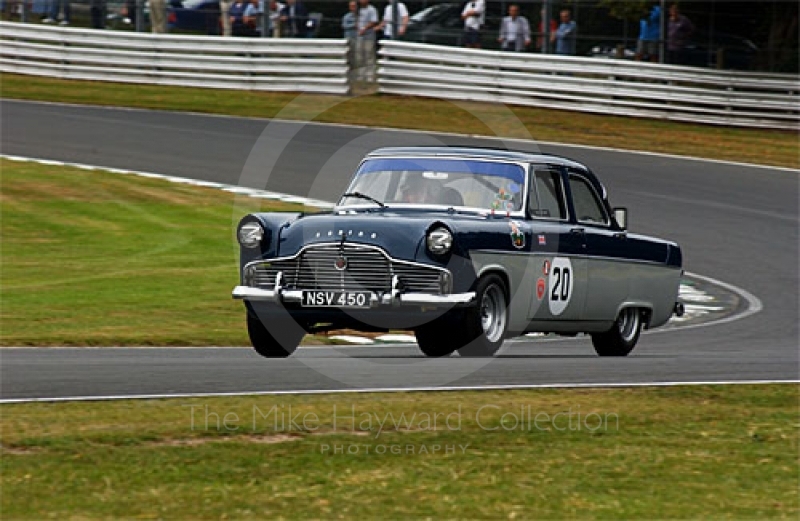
[1,385,798,518]
[0,158,304,346]
[2,73,798,169]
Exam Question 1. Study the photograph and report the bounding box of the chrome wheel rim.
[480,284,507,344]
[618,308,640,343]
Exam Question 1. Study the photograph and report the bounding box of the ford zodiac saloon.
[233,147,683,358]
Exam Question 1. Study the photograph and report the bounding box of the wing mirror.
[613,207,628,231]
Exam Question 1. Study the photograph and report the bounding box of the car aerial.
[233,147,684,358]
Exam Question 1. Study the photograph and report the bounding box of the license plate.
[301,291,371,308]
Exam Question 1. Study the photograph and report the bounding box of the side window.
[530,170,567,220]
[569,174,609,225]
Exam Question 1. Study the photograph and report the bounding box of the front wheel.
[591,307,643,357]
[457,274,509,357]
[247,312,304,358]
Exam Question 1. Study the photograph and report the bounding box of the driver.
[400,175,440,204]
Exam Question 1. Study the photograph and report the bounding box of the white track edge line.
[1,380,797,404]
[4,98,798,173]
[0,153,335,209]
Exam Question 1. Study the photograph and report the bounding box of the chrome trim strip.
[471,249,682,268]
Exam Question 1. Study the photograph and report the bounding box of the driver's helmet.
[400,174,440,204]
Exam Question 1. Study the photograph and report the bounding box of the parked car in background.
[404,2,500,49]
[233,147,684,359]
[588,32,759,70]
[167,0,220,35]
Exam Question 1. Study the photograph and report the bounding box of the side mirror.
[613,207,628,231]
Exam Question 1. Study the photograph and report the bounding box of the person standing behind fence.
[280,0,308,37]
[498,4,530,52]
[150,0,166,32]
[45,0,70,25]
[667,3,693,65]
[536,6,557,53]
[242,0,262,36]
[635,2,661,62]
[342,0,357,39]
[355,0,378,82]
[89,0,106,28]
[552,9,576,55]
[461,0,484,48]
[379,1,408,40]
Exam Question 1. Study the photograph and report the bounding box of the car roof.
[366,146,591,171]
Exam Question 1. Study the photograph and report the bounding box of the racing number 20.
[551,267,571,301]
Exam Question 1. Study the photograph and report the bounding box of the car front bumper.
[231,286,476,308]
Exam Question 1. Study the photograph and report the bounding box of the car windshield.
[338,158,526,213]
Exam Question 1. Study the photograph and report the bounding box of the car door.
[526,167,588,321]
[566,171,627,322]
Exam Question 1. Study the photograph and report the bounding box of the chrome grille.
[250,244,444,294]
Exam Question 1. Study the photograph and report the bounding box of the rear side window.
[530,170,567,220]
[569,174,609,225]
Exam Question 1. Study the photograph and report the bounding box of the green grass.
[1,385,797,518]
[2,73,798,169]
[0,158,309,346]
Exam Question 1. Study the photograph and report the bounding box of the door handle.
[570,227,585,235]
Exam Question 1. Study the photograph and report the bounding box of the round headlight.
[238,221,264,249]
[427,227,453,255]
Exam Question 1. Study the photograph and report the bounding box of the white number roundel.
[548,257,574,316]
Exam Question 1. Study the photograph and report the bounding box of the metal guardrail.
[378,41,800,130]
[0,22,350,94]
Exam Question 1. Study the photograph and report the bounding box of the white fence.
[0,22,350,94]
[378,41,800,130]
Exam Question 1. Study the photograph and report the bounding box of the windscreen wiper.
[340,192,386,209]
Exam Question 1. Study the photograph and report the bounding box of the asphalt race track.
[1,99,798,401]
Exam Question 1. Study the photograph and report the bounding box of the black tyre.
[415,320,458,357]
[591,307,642,357]
[457,274,509,357]
[247,313,304,358]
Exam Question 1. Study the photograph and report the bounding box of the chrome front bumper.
[232,274,476,308]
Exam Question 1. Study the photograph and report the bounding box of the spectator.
[89,0,106,28]
[242,0,262,36]
[280,0,309,37]
[461,0,484,48]
[378,1,408,40]
[636,2,661,62]
[498,4,530,52]
[342,0,357,39]
[45,0,70,25]
[229,0,248,35]
[31,0,49,22]
[552,9,576,55]
[150,0,166,32]
[536,6,557,53]
[268,0,284,36]
[220,0,232,36]
[355,0,378,81]
[667,3,694,65]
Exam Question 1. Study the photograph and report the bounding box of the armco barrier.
[378,40,799,130]
[0,21,350,94]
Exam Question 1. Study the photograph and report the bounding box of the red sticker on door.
[543,260,551,276]
[536,278,546,300]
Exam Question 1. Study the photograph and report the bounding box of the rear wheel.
[591,307,642,357]
[247,312,304,358]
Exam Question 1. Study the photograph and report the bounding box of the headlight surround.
[238,221,264,249]
[427,227,453,255]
